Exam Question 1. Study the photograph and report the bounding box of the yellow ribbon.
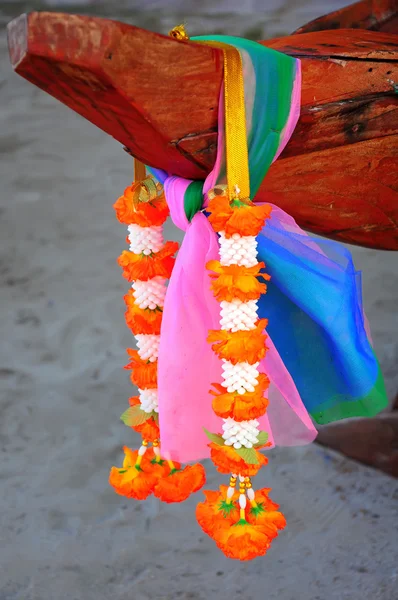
[206,41,250,202]
[223,43,250,201]
[169,25,250,202]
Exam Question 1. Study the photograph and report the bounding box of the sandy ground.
[0,3,398,599]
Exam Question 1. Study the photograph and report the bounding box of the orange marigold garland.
[109,165,205,503]
[110,32,285,557]
[114,182,170,227]
[207,318,269,364]
[196,190,286,560]
[207,195,272,238]
[207,261,270,302]
[117,241,178,282]
[196,483,286,561]
[210,373,270,421]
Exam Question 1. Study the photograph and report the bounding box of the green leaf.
[234,447,259,464]
[254,431,269,447]
[218,500,238,518]
[250,502,265,518]
[120,406,150,427]
[233,519,248,527]
[203,429,224,445]
[230,199,246,208]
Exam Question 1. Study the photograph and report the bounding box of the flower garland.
[195,190,286,560]
[109,164,205,503]
[197,188,286,560]
[186,33,287,561]
[110,31,286,561]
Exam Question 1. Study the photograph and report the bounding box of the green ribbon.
[184,181,204,222]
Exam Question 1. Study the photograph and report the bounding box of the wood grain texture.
[294,0,398,34]
[7,11,398,249]
[261,135,398,249]
[8,12,223,179]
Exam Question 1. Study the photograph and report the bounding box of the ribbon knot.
[184,181,205,223]
[162,177,205,232]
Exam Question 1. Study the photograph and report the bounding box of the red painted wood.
[7,11,398,249]
[294,0,398,34]
[270,28,398,61]
[7,12,223,180]
[262,135,398,249]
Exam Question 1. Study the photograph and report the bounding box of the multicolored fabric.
[149,35,388,463]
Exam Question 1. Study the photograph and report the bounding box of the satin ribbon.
[199,40,250,200]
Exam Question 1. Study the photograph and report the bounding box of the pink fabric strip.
[157,212,223,462]
[203,85,225,201]
[273,61,302,163]
[164,177,193,228]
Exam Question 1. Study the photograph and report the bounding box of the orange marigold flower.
[246,488,287,535]
[196,486,239,538]
[210,373,270,421]
[124,293,163,334]
[197,486,284,560]
[114,184,169,226]
[215,520,273,561]
[153,463,206,503]
[118,241,179,282]
[124,349,157,389]
[109,446,159,500]
[207,195,272,238]
[207,319,268,365]
[128,397,160,441]
[206,261,271,302]
[209,443,268,477]
[135,420,160,442]
[249,487,281,512]
[144,447,173,480]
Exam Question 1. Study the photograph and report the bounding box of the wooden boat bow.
[7,6,398,250]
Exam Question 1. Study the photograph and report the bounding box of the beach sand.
[0,3,397,599]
